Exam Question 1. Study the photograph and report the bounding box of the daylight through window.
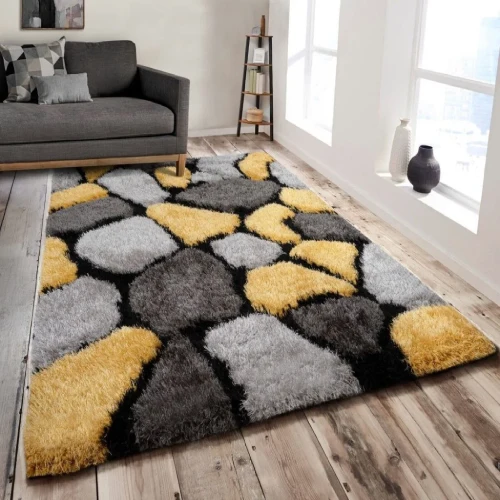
[286,0,341,145]
[412,0,500,202]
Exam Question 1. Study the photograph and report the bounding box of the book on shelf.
[256,73,266,94]
[247,69,267,94]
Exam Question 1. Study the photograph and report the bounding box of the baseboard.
[275,133,500,305]
[189,125,268,137]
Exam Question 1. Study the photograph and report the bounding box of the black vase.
[408,145,440,194]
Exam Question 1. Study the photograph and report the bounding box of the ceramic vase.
[389,118,412,183]
[408,145,441,194]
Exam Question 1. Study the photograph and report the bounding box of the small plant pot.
[408,145,440,194]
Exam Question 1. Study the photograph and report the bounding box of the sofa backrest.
[65,40,137,97]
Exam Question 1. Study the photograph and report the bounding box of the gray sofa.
[0,40,190,176]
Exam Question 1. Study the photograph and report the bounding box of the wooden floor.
[1,134,499,500]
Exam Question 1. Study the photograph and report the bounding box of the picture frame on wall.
[22,0,85,29]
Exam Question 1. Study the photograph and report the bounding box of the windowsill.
[377,173,479,234]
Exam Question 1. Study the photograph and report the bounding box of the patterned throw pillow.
[0,37,66,103]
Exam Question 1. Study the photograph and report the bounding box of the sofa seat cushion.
[0,97,175,145]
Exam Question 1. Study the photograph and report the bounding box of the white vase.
[389,118,412,183]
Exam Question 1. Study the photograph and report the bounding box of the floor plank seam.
[363,392,448,500]
[301,410,351,500]
[415,378,500,489]
[0,172,16,231]
[397,384,497,499]
[236,432,267,500]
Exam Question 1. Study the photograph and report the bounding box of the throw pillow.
[33,73,93,105]
[0,37,66,103]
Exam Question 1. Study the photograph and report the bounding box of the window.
[286,0,341,145]
[412,0,500,202]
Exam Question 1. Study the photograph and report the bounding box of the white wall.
[0,0,269,133]
[270,0,500,304]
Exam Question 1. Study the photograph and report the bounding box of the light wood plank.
[173,431,264,500]
[392,384,500,499]
[418,370,500,484]
[187,137,218,158]
[202,136,238,156]
[224,136,263,154]
[465,357,500,405]
[0,172,49,500]
[306,397,429,500]
[98,450,181,500]
[365,392,471,500]
[242,413,347,500]
[229,133,269,142]
[0,172,15,230]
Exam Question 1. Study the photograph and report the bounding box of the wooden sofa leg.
[176,154,186,177]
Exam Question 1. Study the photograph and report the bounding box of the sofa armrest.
[138,65,190,152]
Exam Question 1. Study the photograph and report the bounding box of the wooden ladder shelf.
[237,35,274,141]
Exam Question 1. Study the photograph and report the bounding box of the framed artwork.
[22,0,85,29]
[253,48,266,64]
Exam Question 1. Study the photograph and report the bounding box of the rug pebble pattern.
[27,152,497,477]
[211,233,284,269]
[50,183,108,212]
[205,314,362,420]
[290,240,359,283]
[154,165,192,190]
[245,203,301,244]
[147,203,240,246]
[25,327,161,477]
[47,197,134,236]
[362,243,445,309]
[129,249,243,338]
[246,262,357,316]
[40,237,78,292]
[132,337,236,450]
[76,216,179,274]
[33,276,121,370]
[98,168,169,207]
[176,178,280,211]
[269,161,306,188]
[280,188,335,213]
[291,297,384,358]
[293,213,369,243]
[51,169,82,192]
[196,154,245,180]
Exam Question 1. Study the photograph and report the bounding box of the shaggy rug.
[25,153,496,477]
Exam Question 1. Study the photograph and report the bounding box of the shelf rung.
[247,35,273,38]
[243,92,272,96]
[245,63,272,67]
[239,119,273,126]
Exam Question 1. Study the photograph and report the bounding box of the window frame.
[286,0,340,143]
[409,0,496,204]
